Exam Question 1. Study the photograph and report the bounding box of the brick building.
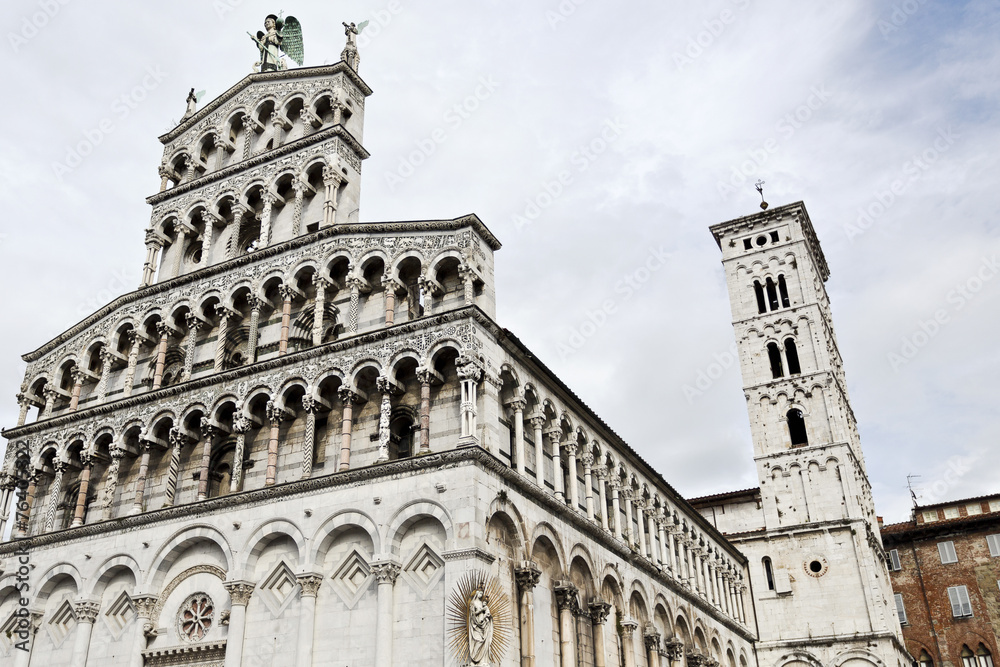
[881,495,1000,667]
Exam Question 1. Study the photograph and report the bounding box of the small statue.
[467,589,493,665]
[341,22,361,71]
[249,14,303,73]
[181,88,198,120]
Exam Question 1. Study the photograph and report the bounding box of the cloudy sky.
[1,0,997,524]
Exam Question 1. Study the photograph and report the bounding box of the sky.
[0,0,997,524]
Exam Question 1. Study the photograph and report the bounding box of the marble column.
[509,399,527,476]
[201,212,217,265]
[182,315,203,382]
[102,445,125,520]
[259,193,276,247]
[596,468,610,531]
[291,180,306,236]
[96,349,115,402]
[565,443,579,511]
[529,416,545,487]
[15,470,38,538]
[644,628,662,667]
[247,297,263,364]
[338,388,360,471]
[459,266,476,306]
[312,277,329,346]
[375,376,393,463]
[348,278,361,334]
[278,285,295,355]
[214,307,234,372]
[589,599,612,667]
[457,359,482,445]
[230,416,251,493]
[68,368,85,411]
[197,420,217,501]
[70,454,93,528]
[171,227,188,278]
[295,574,323,667]
[141,234,164,287]
[582,453,595,520]
[372,561,401,667]
[43,460,66,532]
[547,430,564,501]
[300,397,317,479]
[322,166,342,227]
[515,561,541,667]
[621,619,639,667]
[132,595,158,667]
[151,322,172,390]
[636,500,648,558]
[657,516,669,570]
[417,368,434,456]
[223,582,254,667]
[610,479,622,540]
[228,204,248,260]
[646,508,658,564]
[123,330,143,398]
[0,474,14,537]
[265,401,287,486]
[15,394,31,426]
[554,582,579,667]
[383,278,399,326]
[622,489,635,546]
[41,386,57,419]
[70,600,100,667]
[162,428,187,507]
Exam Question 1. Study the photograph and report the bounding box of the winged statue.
[249,14,304,72]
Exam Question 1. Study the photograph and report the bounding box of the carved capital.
[185,313,205,332]
[553,581,579,612]
[514,561,541,591]
[168,427,188,450]
[588,598,612,625]
[73,600,100,624]
[506,398,527,413]
[620,618,639,638]
[224,580,255,606]
[199,417,216,442]
[265,400,288,426]
[337,387,362,405]
[233,415,253,434]
[296,573,323,597]
[371,561,401,585]
[527,415,546,430]
[665,639,685,662]
[132,594,158,619]
[301,395,317,414]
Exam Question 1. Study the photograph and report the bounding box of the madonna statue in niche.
[468,589,494,665]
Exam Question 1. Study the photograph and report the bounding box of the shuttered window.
[986,534,1000,557]
[889,549,902,571]
[948,585,973,617]
[939,541,958,564]
[894,593,907,625]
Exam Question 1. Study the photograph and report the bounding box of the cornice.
[7,307,494,439]
[146,124,369,206]
[159,62,373,143]
[20,216,500,363]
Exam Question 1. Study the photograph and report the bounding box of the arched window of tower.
[765,278,780,311]
[762,557,775,591]
[778,275,791,308]
[784,338,802,375]
[754,281,766,314]
[767,343,784,379]
[787,409,808,447]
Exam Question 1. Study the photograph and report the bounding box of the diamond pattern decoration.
[1,611,21,654]
[257,561,300,618]
[329,549,373,609]
[103,590,136,641]
[401,542,445,599]
[45,600,77,648]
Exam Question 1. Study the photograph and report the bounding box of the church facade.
[0,26,755,667]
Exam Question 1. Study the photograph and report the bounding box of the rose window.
[178,593,215,642]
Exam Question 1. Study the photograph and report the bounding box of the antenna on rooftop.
[755,180,769,210]
[907,474,922,506]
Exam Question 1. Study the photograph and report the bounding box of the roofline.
[708,201,830,282]
[881,512,1000,541]
[21,215,500,362]
[159,61,373,143]
[688,488,761,506]
[912,492,1000,513]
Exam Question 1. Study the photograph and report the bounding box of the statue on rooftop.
[341,21,361,71]
[249,14,304,73]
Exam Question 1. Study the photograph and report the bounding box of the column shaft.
[70,460,92,528]
[279,287,293,354]
[131,443,152,515]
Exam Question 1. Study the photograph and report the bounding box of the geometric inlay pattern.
[103,590,137,641]
[257,561,300,618]
[1,611,22,654]
[177,593,214,643]
[46,599,77,648]
[329,548,373,610]
[401,542,446,599]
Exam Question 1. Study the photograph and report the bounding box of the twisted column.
[122,330,142,397]
[348,278,361,333]
[162,428,187,507]
[228,204,248,260]
[301,396,317,479]
[182,315,203,382]
[43,460,67,532]
[102,445,125,520]
[230,416,251,492]
[70,454,93,528]
[247,297,263,364]
[291,180,306,236]
[259,193,276,247]
[515,561,541,667]
[376,376,393,463]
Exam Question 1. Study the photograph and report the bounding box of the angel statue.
[467,589,493,665]
[248,14,304,72]
[341,21,361,71]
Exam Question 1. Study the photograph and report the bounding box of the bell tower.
[709,202,910,667]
